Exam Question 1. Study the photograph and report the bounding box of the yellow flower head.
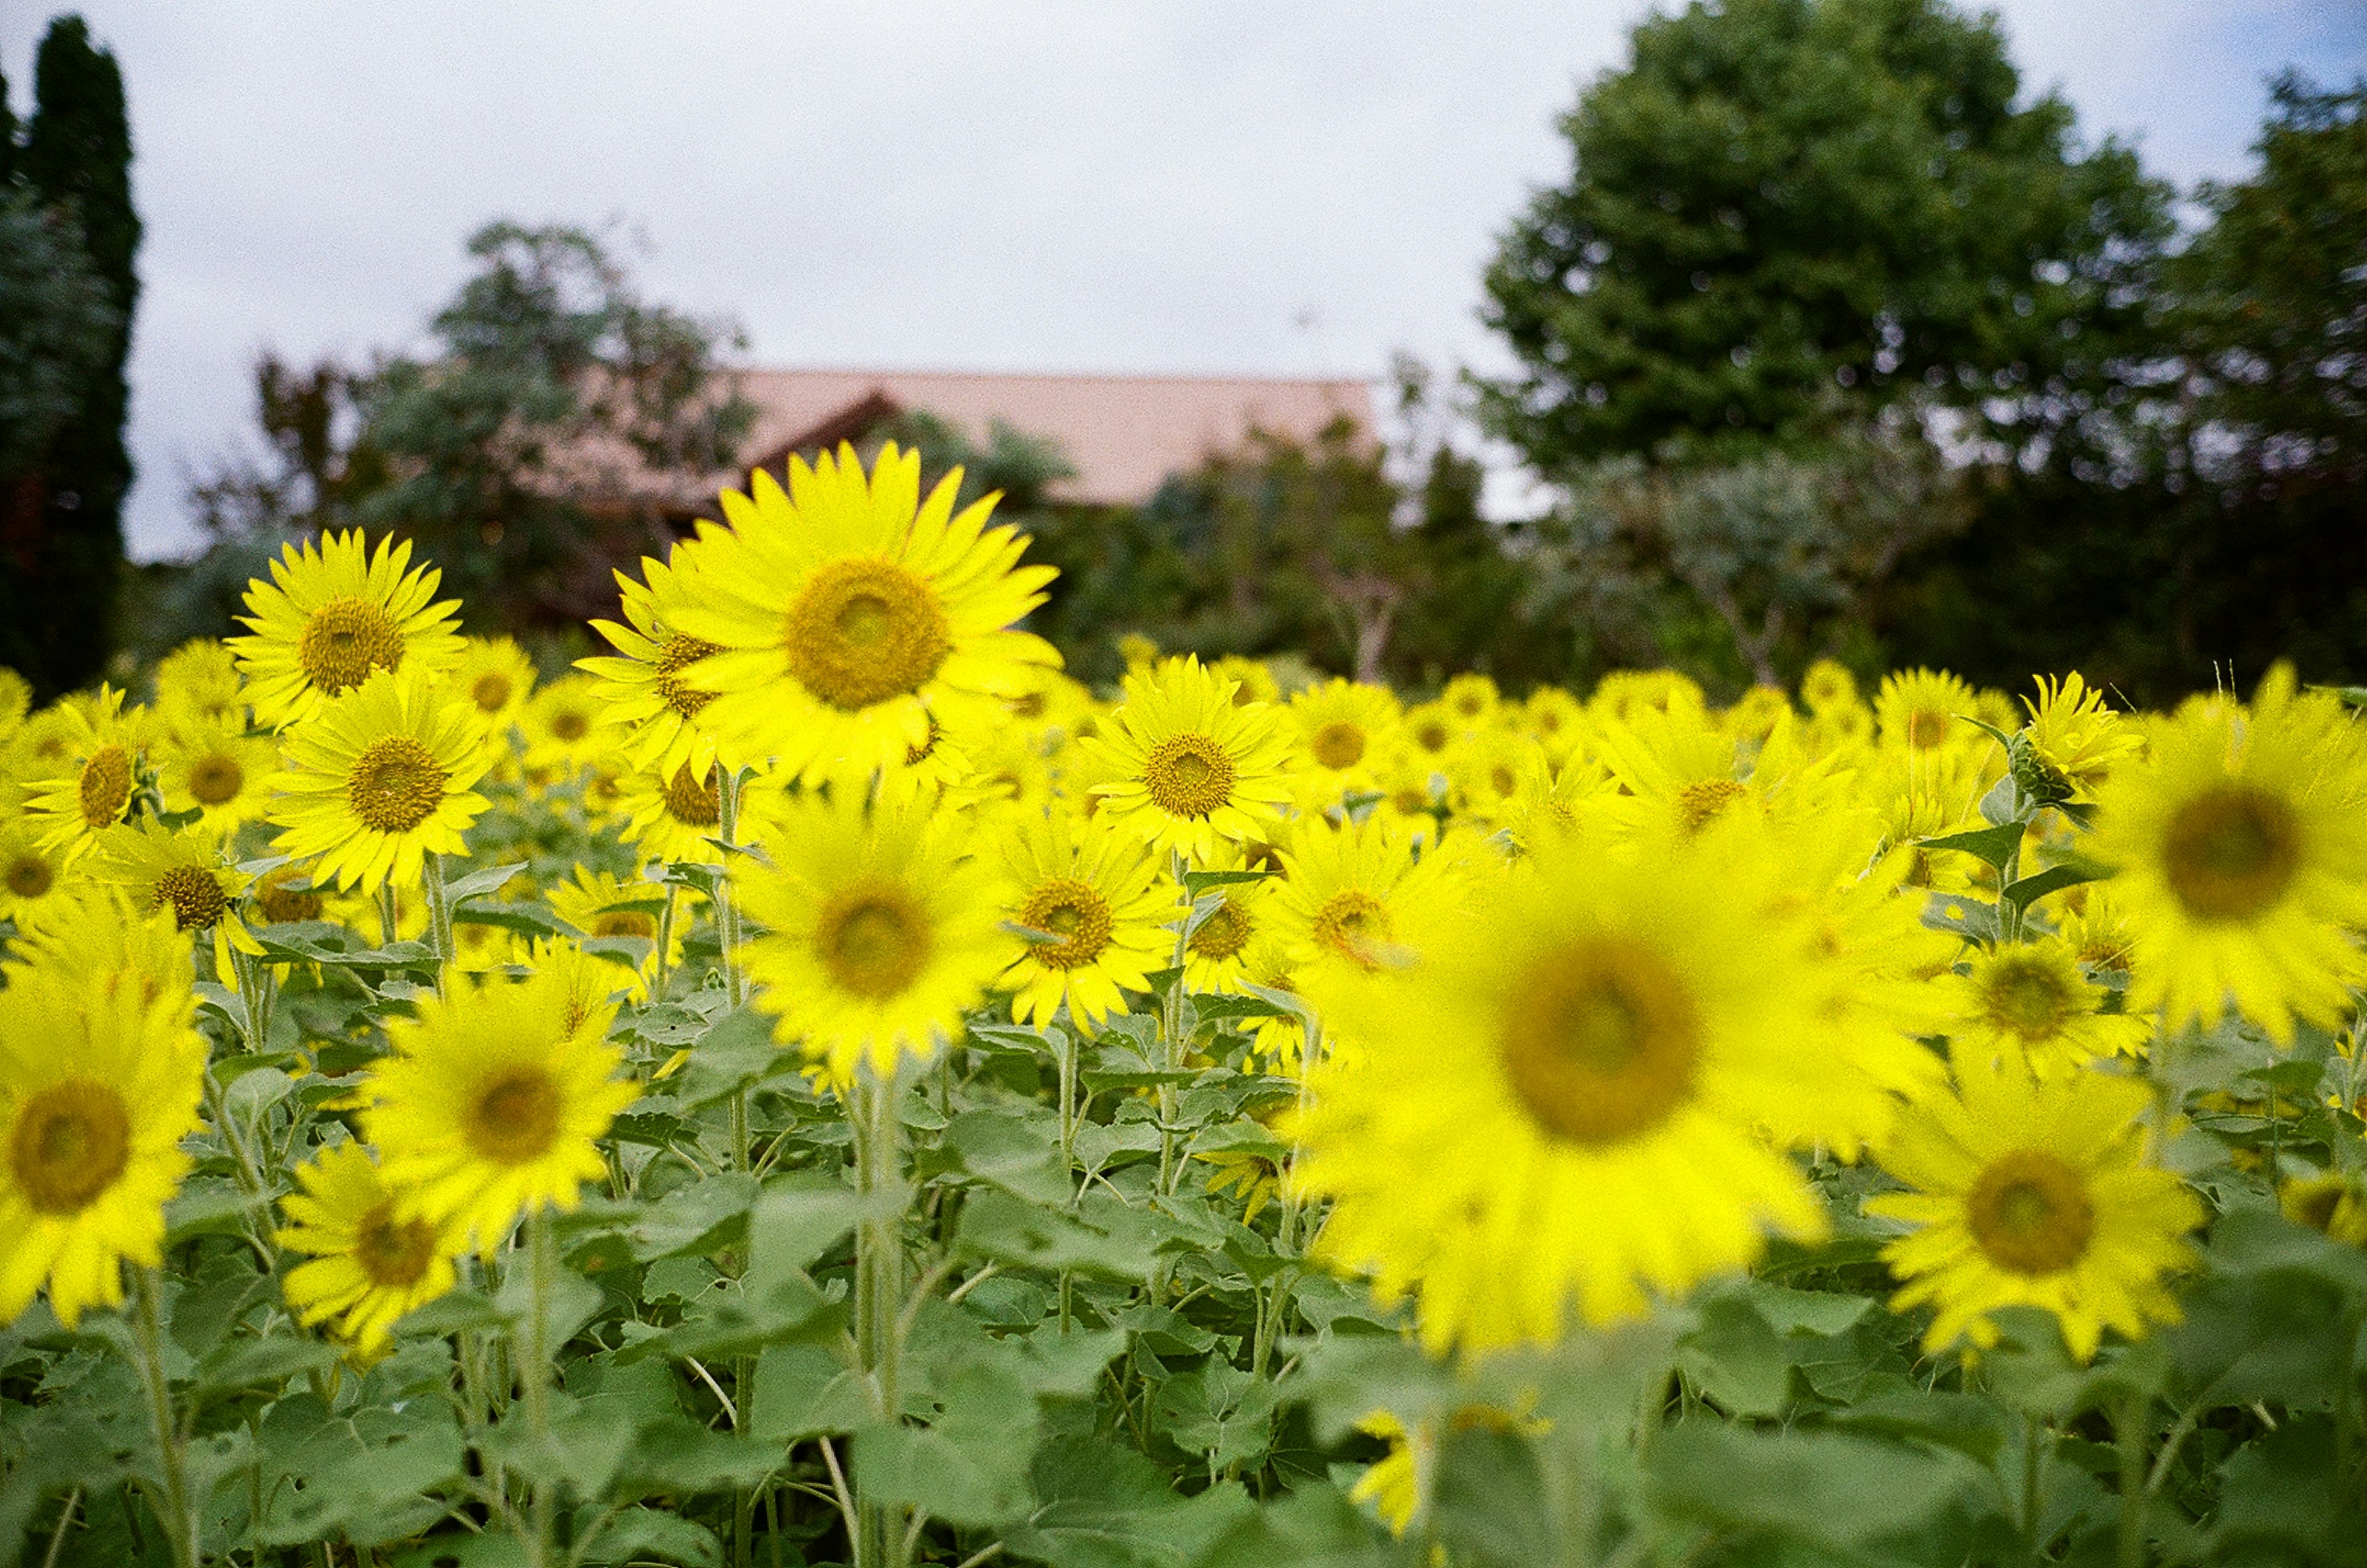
[0,815,70,936]
[1801,658,1859,716]
[1868,1060,2202,1361]
[2087,666,2367,1043]
[152,637,247,728]
[2019,672,2139,799]
[1875,668,1979,756]
[266,666,490,894]
[577,549,749,779]
[86,819,263,982]
[737,790,1008,1084]
[1945,936,2151,1078]
[1441,672,1501,727]
[1084,656,1296,862]
[999,813,1172,1031]
[229,529,465,728]
[547,864,682,995]
[1272,815,1460,987]
[0,943,206,1327]
[22,686,145,860]
[277,1140,467,1362]
[668,443,1061,783]
[365,965,639,1254]
[153,706,276,830]
[1290,836,1833,1352]
[1288,677,1401,797]
[449,635,538,737]
[520,672,610,778]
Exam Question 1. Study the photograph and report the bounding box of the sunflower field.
[3,443,2366,1568]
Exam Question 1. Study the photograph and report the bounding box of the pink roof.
[730,367,1375,507]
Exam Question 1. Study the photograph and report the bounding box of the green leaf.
[1918,820,2025,870]
[577,1506,721,1568]
[1647,1422,1986,1553]
[1190,1483,1406,1568]
[1005,1437,1256,1568]
[1431,1426,1553,1568]
[939,1108,1074,1205]
[441,860,528,905]
[1153,1362,1278,1472]
[187,1335,342,1399]
[852,1359,1042,1527]
[250,1394,468,1549]
[1182,868,1270,898]
[748,1342,873,1443]
[559,1172,758,1271]
[654,1006,788,1110]
[955,1189,1171,1282]
[2000,859,2108,913]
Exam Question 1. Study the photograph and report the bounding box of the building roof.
[732,367,1375,507]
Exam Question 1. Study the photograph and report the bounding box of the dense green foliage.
[0,15,139,701]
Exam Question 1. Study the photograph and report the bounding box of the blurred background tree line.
[8,0,2363,703]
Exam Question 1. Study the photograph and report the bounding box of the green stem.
[715,768,746,1008]
[229,944,277,1054]
[375,882,400,949]
[2022,1411,2048,1564]
[131,1269,199,1568]
[652,885,679,996]
[2116,1393,2148,1568]
[851,1066,910,1568]
[422,849,456,997]
[521,1210,557,1568]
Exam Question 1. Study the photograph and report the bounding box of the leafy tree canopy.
[1478,0,2171,470]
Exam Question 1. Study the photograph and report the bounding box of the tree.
[357,221,753,629]
[0,16,139,700]
[0,188,118,480]
[1476,0,2170,471]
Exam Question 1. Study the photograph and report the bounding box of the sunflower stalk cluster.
[3,455,2367,1567]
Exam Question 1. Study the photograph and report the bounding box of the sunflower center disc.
[1020,878,1113,971]
[1503,937,1702,1147]
[1144,733,1235,819]
[6,854,52,899]
[471,672,513,713]
[78,744,131,828]
[550,709,590,742]
[189,750,245,805]
[1676,778,1746,834]
[819,888,933,1000]
[1188,897,1253,961]
[662,765,721,828]
[1906,709,1952,750]
[467,1067,563,1165]
[1982,954,2074,1039]
[298,597,406,695]
[1966,1149,2095,1275]
[2164,784,2300,921]
[782,558,951,713]
[1314,890,1392,969]
[656,632,724,719]
[1310,721,1367,770]
[11,1079,132,1215]
[256,868,323,925]
[347,735,448,834]
[594,910,658,940]
[355,1198,439,1287]
[152,865,228,931]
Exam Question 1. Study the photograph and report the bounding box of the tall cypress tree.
[3,16,138,698]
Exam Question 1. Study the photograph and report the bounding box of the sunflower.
[577,549,748,778]
[2019,672,2138,800]
[1801,658,1859,716]
[152,637,247,727]
[615,761,775,866]
[735,791,1008,1084]
[1288,678,1400,801]
[1174,849,1271,995]
[1289,836,1832,1351]
[22,686,145,860]
[1874,668,1979,756]
[0,815,70,935]
[1523,686,1585,762]
[1400,700,1460,762]
[0,950,206,1328]
[1945,936,2149,1077]
[266,668,489,895]
[366,966,638,1254]
[229,530,465,729]
[86,820,263,980]
[520,937,632,1041]
[1867,1061,2202,1360]
[2086,666,2367,1043]
[1084,656,1295,862]
[520,673,610,778]
[152,708,276,830]
[276,1141,467,1362]
[1211,655,1281,709]
[999,814,1171,1030]
[666,443,1060,783]
[1444,728,1540,826]
[7,891,200,1014]
[1721,685,1794,746]
[1590,699,1855,849]
[1271,816,1460,987]
[449,635,537,738]
[547,864,683,994]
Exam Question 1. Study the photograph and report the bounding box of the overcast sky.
[4,1,2360,560]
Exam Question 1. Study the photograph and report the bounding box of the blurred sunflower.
[2087,666,2367,1042]
[520,673,610,778]
[277,1141,466,1362]
[266,668,489,894]
[152,637,247,727]
[2019,672,2139,800]
[22,686,145,860]
[1084,656,1295,862]
[0,816,70,935]
[1288,677,1400,801]
[449,635,537,738]
[668,443,1061,782]
[229,529,464,728]
[152,708,276,830]
[1875,668,1978,756]
[1945,936,2149,1077]
[0,952,206,1328]
[1868,1061,2201,1361]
